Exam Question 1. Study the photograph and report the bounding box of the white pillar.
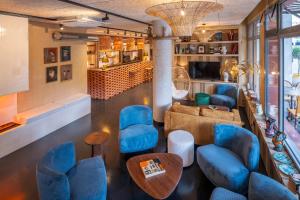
[152,20,173,122]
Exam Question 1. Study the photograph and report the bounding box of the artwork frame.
[60,46,71,62]
[46,66,58,83]
[60,64,72,81]
[198,45,205,54]
[44,48,58,64]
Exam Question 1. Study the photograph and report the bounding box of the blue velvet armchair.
[210,84,237,109]
[119,105,158,153]
[210,172,297,200]
[36,142,107,200]
[197,124,260,194]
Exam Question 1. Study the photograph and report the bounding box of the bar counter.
[88,61,153,100]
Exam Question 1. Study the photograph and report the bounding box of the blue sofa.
[210,172,296,200]
[119,105,158,153]
[36,142,107,200]
[210,84,237,109]
[197,124,260,194]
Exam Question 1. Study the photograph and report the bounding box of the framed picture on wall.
[60,64,72,81]
[61,46,71,62]
[44,48,58,64]
[198,45,205,54]
[46,66,58,83]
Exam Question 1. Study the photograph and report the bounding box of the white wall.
[0,15,29,96]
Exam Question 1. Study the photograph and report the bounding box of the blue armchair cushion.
[36,165,70,200]
[120,105,153,130]
[210,94,236,109]
[214,124,260,172]
[197,144,249,194]
[67,156,107,200]
[216,84,237,100]
[210,187,247,200]
[119,124,158,153]
[248,172,296,200]
[39,142,76,174]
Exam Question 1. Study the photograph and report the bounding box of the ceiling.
[0,0,260,33]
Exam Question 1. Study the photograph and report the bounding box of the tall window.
[247,20,261,98]
[281,0,300,156]
[263,0,300,165]
[266,38,279,122]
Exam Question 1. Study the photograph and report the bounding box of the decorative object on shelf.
[209,47,214,54]
[265,116,276,138]
[221,46,227,55]
[214,32,222,41]
[137,38,145,50]
[273,152,293,165]
[278,164,297,176]
[113,36,122,51]
[60,46,71,62]
[44,47,58,64]
[197,45,205,54]
[46,66,58,83]
[272,130,287,152]
[189,44,197,54]
[99,36,112,50]
[223,71,229,82]
[60,64,72,81]
[146,1,223,37]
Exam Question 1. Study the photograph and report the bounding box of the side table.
[84,132,109,157]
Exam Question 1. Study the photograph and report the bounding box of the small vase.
[223,72,229,82]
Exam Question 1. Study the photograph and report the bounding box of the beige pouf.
[167,130,194,167]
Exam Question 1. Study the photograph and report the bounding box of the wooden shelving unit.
[174,40,239,45]
[174,54,239,57]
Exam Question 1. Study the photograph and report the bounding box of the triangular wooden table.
[126,153,183,199]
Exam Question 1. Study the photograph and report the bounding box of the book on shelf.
[140,158,166,178]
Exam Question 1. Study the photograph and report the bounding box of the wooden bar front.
[88,61,153,100]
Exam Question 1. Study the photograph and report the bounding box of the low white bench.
[0,93,91,158]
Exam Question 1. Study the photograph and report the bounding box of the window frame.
[264,0,300,170]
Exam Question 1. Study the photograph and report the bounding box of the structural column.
[152,20,173,122]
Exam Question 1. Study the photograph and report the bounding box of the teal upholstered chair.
[210,84,237,109]
[197,124,260,194]
[36,142,107,200]
[119,105,158,153]
[210,172,297,200]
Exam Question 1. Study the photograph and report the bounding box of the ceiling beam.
[0,10,57,21]
[97,25,146,34]
[57,0,151,26]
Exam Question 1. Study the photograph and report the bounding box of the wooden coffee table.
[84,132,109,157]
[126,153,183,199]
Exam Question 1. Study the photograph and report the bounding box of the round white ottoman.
[167,130,194,167]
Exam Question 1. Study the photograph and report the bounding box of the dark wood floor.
[0,82,215,200]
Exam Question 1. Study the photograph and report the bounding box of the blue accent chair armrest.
[214,124,260,171]
[119,105,158,153]
[36,142,107,200]
[210,172,297,200]
[197,124,260,194]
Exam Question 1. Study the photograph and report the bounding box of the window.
[281,0,300,29]
[266,5,277,31]
[247,20,261,98]
[266,38,279,122]
[283,36,300,153]
[262,0,300,167]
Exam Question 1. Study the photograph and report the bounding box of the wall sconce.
[0,24,6,39]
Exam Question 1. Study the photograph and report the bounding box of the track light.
[102,13,109,22]
[59,24,64,30]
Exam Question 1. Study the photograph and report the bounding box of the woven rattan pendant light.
[146,0,223,37]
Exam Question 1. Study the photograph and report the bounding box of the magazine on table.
[140,158,166,178]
